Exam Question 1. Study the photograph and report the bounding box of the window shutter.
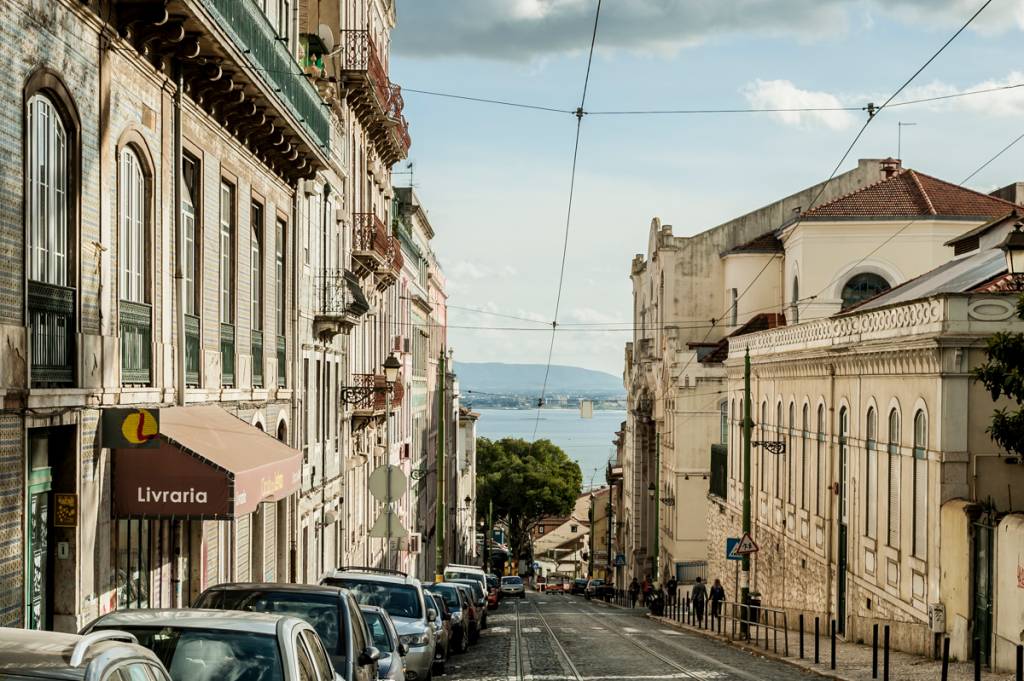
[887,451,900,548]
[235,513,251,582]
[913,458,927,556]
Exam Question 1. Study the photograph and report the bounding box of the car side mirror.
[427,608,437,622]
[358,646,381,666]
[398,643,409,657]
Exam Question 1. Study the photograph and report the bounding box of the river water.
[473,408,626,487]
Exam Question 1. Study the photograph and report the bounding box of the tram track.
[512,597,584,681]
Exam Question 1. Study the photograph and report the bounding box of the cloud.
[741,79,857,130]
[393,1,1022,61]
[449,260,489,280]
[894,73,1024,117]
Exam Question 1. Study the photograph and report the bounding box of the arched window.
[912,410,928,557]
[865,407,877,539]
[719,400,728,445]
[887,408,901,548]
[791,276,800,324]
[27,94,68,286]
[760,401,768,494]
[788,402,796,501]
[775,402,783,499]
[839,406,848,524]
[816,404,826,516]
[801,403,809,511]
[119,147,146,302]
[841,273,890,310]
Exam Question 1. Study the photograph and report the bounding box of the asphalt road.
[441,590,819,680]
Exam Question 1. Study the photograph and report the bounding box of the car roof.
[323,569,421,587]
[92,608,292,636]
[203,582,348,597]
[445,564,484,572]
[0,629,163,680]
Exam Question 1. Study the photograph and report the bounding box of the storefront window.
[116,519,150,609]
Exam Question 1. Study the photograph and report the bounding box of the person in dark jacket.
[628,577,640,608]
[709,578,726,623]
[691,576,708,625]
[666,576,678,605]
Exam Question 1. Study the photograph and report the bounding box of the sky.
[388,0,1024,376]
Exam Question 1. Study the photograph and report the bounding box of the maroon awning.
[112,406,300,519]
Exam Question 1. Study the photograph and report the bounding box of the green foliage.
[972,294,1024,458]
[476,437,582,561]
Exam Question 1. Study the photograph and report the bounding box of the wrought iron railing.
[313,269,350,314]
[353,213,391,260]
[120,301,152,386]
[337,30,391,109]
[277,335,286,387]
[202,0,330,150]
[252,329,264,388]
[28,280,75,387]
[391,114,411,154]
[392,377,404,408]
[351,373,388,411]
[220,323,235,387]
[389,236,404,273]
[185,314,200,387]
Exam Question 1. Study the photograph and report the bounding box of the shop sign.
[102,408,160,448]
[54,493,78,527]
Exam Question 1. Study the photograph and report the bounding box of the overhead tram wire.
[532,0,603,440]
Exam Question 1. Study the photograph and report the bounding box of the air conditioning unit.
[407,533,421,554]
[393,335,404,352]
[403,337,411,354]
[334,207,346,224]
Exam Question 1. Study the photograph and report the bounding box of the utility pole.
[434,349,446,581]
[588,494,595,578]
[741,348,753,636]
[484,498,492,571]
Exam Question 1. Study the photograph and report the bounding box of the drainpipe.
[173,61,185,406]
[290,183,303,582]
[826,363,836,626]
[320,182,331,572]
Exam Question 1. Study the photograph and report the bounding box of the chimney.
[881,157,902,179]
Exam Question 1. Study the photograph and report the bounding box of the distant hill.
[453,362,624,395]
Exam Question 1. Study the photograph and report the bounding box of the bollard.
[883,625,890,681]
[799,614,805,659]
[872,623,878,679]
[830,620,836,670]
[1016,644,1022,681]
[974,639,981,681]
[941,637,950,681]
[814,617,820,664]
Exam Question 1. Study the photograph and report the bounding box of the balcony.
[185,314,200,386]
[120,301,152,386]
[113,0,329,183]
[252,329,264,388]
[277,335,286,387]
[392,377,404,408]
[352,213,391,275]
[28,281,75,387]
[220,323,235,388]
[350,373,388,417]
[374,236,403,291]
[312,269,370,341]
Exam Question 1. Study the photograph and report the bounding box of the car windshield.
[502,577,522,585]
[450,580,484,600]
[95,626,283,681]
[195,589,344,656]
[445,571,482,585]
[427,586,460,609]
[324,579,423,620]
[430,594,446,615]
[361,611,393,653]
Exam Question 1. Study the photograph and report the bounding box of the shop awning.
[112,406,301,520]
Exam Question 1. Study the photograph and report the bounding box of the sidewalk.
[647,611,1016,681]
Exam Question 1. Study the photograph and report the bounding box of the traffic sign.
[369,509,408,539]
[614,553,626,567]
[734,532,759,555]
[368,465,407,503]
[726,537,742,561]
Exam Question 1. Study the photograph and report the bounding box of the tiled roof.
[802,169,1018,219]
[700,313,786,364]
[724,231,784,255]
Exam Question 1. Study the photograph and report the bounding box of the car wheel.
[433,655,446,675]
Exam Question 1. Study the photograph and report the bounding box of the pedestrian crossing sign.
[734,532,759,556]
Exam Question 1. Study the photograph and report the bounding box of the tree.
[973,295,1024,460]
[476,437,582,565]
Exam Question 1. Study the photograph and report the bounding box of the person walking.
[709,578,726,625]
[666,576,678,605]
[642,577,653,606]
[691,576,708,626]
[628,577,640,608]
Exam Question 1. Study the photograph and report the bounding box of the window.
[801,403,809,510]
[251,202,263,330]
[839,407,848,524]
[301,630,332,681]
[276,220,286,334]
[760,401,767,493]
[119,148,146,302]
[775,402,783,498]
[791,276,799,324]
[865,407,877,539]
[912,410,928,557]
[27,94,68,286]
[887,409,901,548]
[788,402,796,501]
[720,401,728,445]
[816,404,825,516]
[220,181,235,324]
[182,155,200,315]
[841,272,890,310]
[730,288,738,326]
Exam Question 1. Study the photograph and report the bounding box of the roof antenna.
[897,122,917,161]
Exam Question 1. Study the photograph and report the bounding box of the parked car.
[442,565,488,625]
[322,567,437,681]
[193,582,379,681]
[450,583,481,644]
[84,608,360,681]
[571,578,589,595]
[425,592,451,673]
[484,574,499,609]
[446,578,488,630]
[360,606,407,681]
[0,629,172,681]
[500,576,526,600]
[426,583,473,653]
[584,579,605,600]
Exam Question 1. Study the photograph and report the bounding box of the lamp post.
[998,220,1024,290]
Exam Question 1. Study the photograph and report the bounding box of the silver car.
[360,606,406,681]
[500,576,526,599]
[83,608,373,681]
[322,568,436,681]
[425,592,450,673]
[0,628,172,681]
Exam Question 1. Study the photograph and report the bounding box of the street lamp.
[383,353,401,384]
[998,220,1024,288]
[647,482,655,500]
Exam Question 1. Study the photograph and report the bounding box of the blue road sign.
[614,553,626,567]
[726,537,742,561]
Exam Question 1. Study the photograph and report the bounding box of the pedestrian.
[691,576,708,626]
[642,577,653,606]
[709,578,726,623]
[628,577,640,608]
[666,576,678,605]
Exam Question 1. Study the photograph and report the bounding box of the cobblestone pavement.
[442,590,822,680]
